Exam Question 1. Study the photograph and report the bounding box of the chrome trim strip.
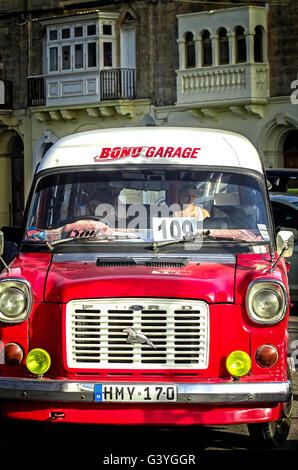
[53,253,236,264]
[0,378,291,404]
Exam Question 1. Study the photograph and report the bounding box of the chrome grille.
[66,299,209,369]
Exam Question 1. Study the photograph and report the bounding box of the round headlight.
[252,289,281,319]
[226,350,251,377]
[0,288,26,318]
[26,348,51,376]
[246,280,288,324]
[0,279,32,323]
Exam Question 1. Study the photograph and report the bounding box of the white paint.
[37,127,264,174]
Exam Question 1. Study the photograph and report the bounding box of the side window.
[218,28,229,65]
[235,26,246,63]
[185,32,196,68]
[271,202,298,230]
[254,26,263,63]
[201,30,212,66]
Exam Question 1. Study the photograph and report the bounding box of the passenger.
[76,186,114,217]
[175,184,210,220]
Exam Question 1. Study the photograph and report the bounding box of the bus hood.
[44,253,237,303]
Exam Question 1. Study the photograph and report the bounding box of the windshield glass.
[25,169,270,247]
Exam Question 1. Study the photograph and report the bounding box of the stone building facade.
[0,0,297,228]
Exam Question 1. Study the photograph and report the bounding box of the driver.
[175,184,210,220]
[63,185,119,238]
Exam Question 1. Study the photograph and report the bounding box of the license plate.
[94,384,177,403]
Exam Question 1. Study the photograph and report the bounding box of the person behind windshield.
[76,188,106,217]
[63,185,119,237]
[175,184,210,220]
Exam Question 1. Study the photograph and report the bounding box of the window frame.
[235,26,247,64]
[218,28,229,65]
[201,30,212,67]
[185,32,196,69]
[46,22,113,74]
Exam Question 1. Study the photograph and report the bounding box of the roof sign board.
[37,127,263,175]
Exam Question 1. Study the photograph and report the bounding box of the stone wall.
[0,0,297,109]
[268,0,298,97]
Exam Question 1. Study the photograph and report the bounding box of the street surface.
[0,315,297,467]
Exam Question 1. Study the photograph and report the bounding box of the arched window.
[235,26,246,63]
[254,26,263,63]
[283,130,298,169]
[202,30,212,66]
[185,32,195,68]
[218,28,229,65]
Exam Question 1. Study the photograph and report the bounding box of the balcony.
[0,80,13,109]
[27,76,45,107]
[176,63,269,108]
[27,68,136,107]
[176,6,269,119]
[100,68,136,101]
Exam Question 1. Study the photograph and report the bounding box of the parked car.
[266,169,298,193]
[269,193,298,303]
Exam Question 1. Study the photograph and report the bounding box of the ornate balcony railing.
[28,69,136,106]
[100,68,136,101]
[176,63,269,107]
[27,76,46,107]
[0,80,13,109]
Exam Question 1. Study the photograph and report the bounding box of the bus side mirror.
[276,230,294,258]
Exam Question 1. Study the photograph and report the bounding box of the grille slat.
[66,299,209,370]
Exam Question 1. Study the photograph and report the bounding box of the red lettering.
[98,147,111,159]
[172,147,182,158]
[190,148,201,158]
[155,147,164,158]
[121,147,133,157]
[131,147,142,157]
[182,148,192,158]
[110,147,121,159]
[146,147,156,157]
[163,147,174,158]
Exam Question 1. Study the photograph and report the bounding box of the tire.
[247,367,293,448]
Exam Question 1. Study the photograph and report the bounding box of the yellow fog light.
[26,348,51,376]
[226,350,251,377]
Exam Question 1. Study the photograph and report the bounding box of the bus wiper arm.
[45,230,107,251]
[152,231,211,252]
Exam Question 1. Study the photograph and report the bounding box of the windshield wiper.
[44,233,103,251]
[152,231,214,252]
[44,230,144,251]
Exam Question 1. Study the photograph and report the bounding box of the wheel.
[247,367,293,448]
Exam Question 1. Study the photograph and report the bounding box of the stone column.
[177,38,185,69]
[195,38,202,68]
[211,35,219,66]
[229,33,235,64]
[246,32,254,63]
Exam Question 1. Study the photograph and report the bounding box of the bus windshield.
[25,168,270,246]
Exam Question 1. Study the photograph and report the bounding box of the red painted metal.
[0,251,290,424]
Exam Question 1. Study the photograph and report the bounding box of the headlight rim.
[246,279,288,325]
[0,278,33,324]
[0,286,27,318]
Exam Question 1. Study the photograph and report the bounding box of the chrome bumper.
[0,377,292,404]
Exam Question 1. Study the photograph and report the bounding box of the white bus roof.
[37,127,264,174]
